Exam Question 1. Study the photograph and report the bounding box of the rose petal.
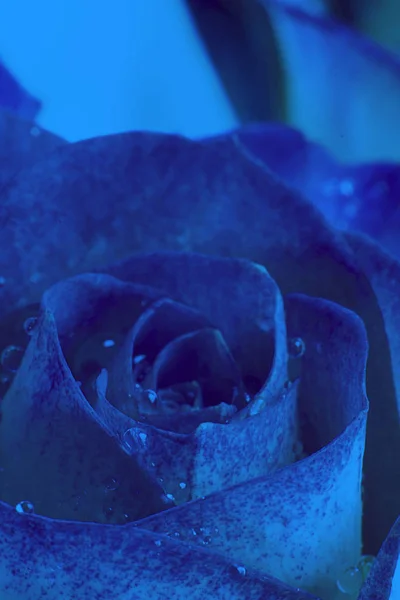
[151,327,243,407]
[106,296,211,420]
[0,309,170,523]
[359,517,400,600]
[344,232,400,554]
[102,251,287,403]
[0,130,372,315]
[284,294,367,452]
[136,297,368,598]
[41,272,166,406]
[0,501,318,600]
[0,129,393,549]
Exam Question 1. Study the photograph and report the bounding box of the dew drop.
[139,432,147,444]
[154,540,162,547]
[143,389,157,404]
[23,317,38,336]
[121,429,135,453]
[104,477,119,492]
[133,354,146,365]
[179,482,187,489]
[235,565,246,576]
[165,493,175,501]
[104,506,114,518]
[1,345,24,372]
[288,337,305,359]
[336,566,363,595]
[16,500,34,514]
[102,339,115,348]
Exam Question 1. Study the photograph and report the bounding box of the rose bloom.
[0,2,400,600]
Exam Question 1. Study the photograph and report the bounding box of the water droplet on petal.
[235,565,246,576]
[288,337,305,359]
[102,339,115,348]
[179,482,187,489]
[103,506,114,518]
[121,429,135,453]
[104,477,119,492]
[16,500,34,514]
[154,540,162,547]
[23,317,38,336]
[133,354,146,365]
[336,566,363,595]
[139,432,147,444]
[143,389,157,404]
[166,493,175,501]
[1,345,24,372]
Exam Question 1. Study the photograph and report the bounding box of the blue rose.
[0,2,400,599]
[0,116,399,599]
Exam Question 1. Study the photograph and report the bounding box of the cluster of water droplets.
[287,337,306,359]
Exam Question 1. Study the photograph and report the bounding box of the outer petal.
[344,232,400,554]
[0,501,319,600]
[0,309,170,523]
[136,296,368,599]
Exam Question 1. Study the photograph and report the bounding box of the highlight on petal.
[359,517,400,600]
[0,501,318,600]
[0,309,170,523]
[136,295,368,599]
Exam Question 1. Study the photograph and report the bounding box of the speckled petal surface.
[0,500,320,600]
[0,309,170,523]
[136,295,368,599]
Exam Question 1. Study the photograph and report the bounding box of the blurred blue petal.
[0,59,41,119]
[262,0,400,161]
